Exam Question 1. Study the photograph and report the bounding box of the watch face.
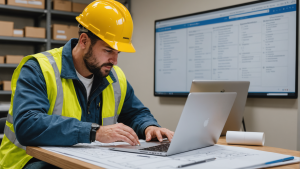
[91,123,100,129]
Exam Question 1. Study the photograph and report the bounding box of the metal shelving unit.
[0,1,81,50]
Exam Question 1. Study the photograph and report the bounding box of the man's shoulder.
[23,58,42,72]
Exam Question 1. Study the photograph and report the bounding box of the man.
[0,0,174,168]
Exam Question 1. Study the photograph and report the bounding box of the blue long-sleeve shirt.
[13,38,160,146]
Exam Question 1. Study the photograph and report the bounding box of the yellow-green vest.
[0,47,127,169]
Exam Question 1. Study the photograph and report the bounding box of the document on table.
[40,141,300,169]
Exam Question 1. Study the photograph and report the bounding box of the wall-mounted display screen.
[154,0,298,98]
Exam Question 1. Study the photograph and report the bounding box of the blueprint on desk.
[40,140,300,169]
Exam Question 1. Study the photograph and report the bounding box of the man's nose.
[110,53,118,65]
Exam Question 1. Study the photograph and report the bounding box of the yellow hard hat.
[76,0,135,53]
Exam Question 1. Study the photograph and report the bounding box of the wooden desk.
[27,137,300,169]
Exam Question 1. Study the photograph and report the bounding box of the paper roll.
[226,131,265,146]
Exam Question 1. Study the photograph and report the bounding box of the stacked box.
[52,24,68,40]
[24,27,45,38]
[52,24,78,40]
[13,29,24,37]
[68,25,78,39]
[7,0,45,9]
[0,81,11,91]
[53,0,71,12]
[0,56,4,64]
[0,0,5,4]
[7,0,28,8]
[27,0,45,9]
[5,55,24,64]
[0,21,14,36]
[72,2,87,13]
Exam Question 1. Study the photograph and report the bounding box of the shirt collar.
[60,38,117,84]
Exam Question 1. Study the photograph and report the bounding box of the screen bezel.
[154,0,298,98]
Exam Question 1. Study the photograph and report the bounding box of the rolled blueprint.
[226,131,265,146]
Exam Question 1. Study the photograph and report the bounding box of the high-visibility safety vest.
[0,47,127,169]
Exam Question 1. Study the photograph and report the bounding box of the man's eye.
[105,50,112,53]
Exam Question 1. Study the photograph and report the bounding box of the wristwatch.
[90,123,100,142]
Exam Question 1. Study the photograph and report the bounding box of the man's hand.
[95,123,140,146]
[145,126,174,142]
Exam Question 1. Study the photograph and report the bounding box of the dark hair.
[78,24,101,46]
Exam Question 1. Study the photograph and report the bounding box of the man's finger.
[162,130,173,142]
[146,132,152,142]
[118,129,139,145]
[155,130,163,142]
[169,131,174,138]
[118,135,135,146]
[119,124,140,144]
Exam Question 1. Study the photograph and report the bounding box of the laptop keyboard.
[140,143,170,152]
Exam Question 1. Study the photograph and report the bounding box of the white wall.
[117,0,299,150]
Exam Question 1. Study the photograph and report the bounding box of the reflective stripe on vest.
[41,51,64,116]
[102,68,121,126]
[3,51,65,151]
[4,114,25,150]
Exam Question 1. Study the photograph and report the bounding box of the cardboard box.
[52,24,68,40]
[1,81,11,91]
[68,25,78,39]
[72,2,87,13]
[0,21,14,37]
[53,0,71,12]
[7,0,28,8]
[52,24,78,40]
[27,0,45,9]
[0,0,5,4]
[7,0,45,9]
[13,29,24,37]
[24,27,45,38]
[0,56,4,64]
[5,55,24,64]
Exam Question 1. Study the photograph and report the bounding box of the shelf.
[0,36,47,43]
[51,40,68,45]
[0,4,46,16]
[51,10,80,20]
[0,64,18,68]
[0,91,12,95]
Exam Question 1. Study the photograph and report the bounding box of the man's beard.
[83,45,113,78]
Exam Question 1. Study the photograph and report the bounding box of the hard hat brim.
[105,40,136,53]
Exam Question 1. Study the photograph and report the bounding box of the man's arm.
[13,59,92,146]
[117,81,161,139]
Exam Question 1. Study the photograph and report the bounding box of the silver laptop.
[110,92,236,156]
[190,80,250,135]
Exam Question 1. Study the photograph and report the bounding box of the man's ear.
[79,33,90,50]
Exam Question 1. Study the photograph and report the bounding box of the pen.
[177,158,216,168]
[265,156,294,164]
[240,156,294,169]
